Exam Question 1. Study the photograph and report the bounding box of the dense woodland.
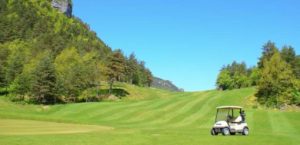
[216,41,300,107]
[0,0,153,104]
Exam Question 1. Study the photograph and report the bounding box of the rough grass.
[0,86,299,145]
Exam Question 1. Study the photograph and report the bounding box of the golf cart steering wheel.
[227,115,232,122]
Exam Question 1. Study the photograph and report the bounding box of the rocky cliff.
[51,0,72,17]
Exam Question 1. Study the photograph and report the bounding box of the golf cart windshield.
[215,107,242,122]
[215,109,229,122]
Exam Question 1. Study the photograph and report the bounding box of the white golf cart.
[211,106,249,136]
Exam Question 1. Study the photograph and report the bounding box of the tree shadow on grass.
[99,88,129,97]
[0,89,8,96]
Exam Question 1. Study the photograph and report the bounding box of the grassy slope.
[0,86,299,145]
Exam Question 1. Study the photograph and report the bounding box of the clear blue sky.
[73,0,300,91]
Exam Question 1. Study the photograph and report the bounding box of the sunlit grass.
[0,86,299,145]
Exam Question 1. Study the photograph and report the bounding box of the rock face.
[51,0,72,17]
[151,77,184,92]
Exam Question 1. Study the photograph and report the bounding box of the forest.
[0,0,153,104]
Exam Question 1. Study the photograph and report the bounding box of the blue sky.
[73,0,300,91]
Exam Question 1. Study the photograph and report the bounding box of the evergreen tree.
[0,44,9,87]
[138,61,147,86]
[258,41,278,68]
[281,46,296,65]
[107,49,126,94]
[280,46,300,79]
[294,56,300,79]
[125,53,138,84]
[31,53,57,104]
[145,68,153,87]
[5,41,29,84]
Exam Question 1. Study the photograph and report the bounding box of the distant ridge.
[151,77,183,92]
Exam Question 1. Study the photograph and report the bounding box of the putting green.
[0,119,113,135]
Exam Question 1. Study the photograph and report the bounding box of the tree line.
[216,41,300,107]
[0,0,153,104]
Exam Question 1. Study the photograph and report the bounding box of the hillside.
[1,87,300,145]
[0,0,154,104]
[151,77,183,92]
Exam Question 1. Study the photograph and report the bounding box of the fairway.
[0,119,112,135]
[1,87,300,145]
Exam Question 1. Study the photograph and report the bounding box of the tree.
[31,52,57,104]
[280,46,300,79]
[54,47,94,99]
[216,62,253,90]
[125,53,138,84]
[0,0,152,103]
[106,49,126,94]
[137,61,149,87]
[294,56,300,79]
[281,46,296,65]
[227,61,248,76]
[258,41,279,68]
[249,67,260,86]
[256,51,299,107]
[5,41,30,84]
[145,68,153,87]
[216,69,233,90]
[0,44,9,87]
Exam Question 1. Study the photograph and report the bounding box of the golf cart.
[211,106,249,136]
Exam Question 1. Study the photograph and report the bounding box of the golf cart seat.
[233,116,242,123]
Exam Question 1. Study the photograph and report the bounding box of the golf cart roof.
[216,106,243,109]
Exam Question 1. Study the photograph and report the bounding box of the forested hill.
[0,0,154,104]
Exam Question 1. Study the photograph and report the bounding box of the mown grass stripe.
[113,96,195,127]
[84,101,154,122]
[119,94,194,123]
[172,92,222,128]
[102,92,194,122]
[140,92,211,125]
[153,91,214,126]
[269,112,298,135]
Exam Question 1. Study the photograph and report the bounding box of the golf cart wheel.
[211,128,218,136]
[222,128,230,136]
[242,127,249,136]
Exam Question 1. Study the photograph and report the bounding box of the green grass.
[0,86,299,145]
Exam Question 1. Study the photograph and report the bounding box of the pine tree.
[280,46,300,79]
[31,53,57,104]
[107,49,126,94]
[281,46,296,65]
[258,41,279,68]
[145,68,153,87]
[125,53,138,84]
[294,56,300,79]
[0,44,9,87]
